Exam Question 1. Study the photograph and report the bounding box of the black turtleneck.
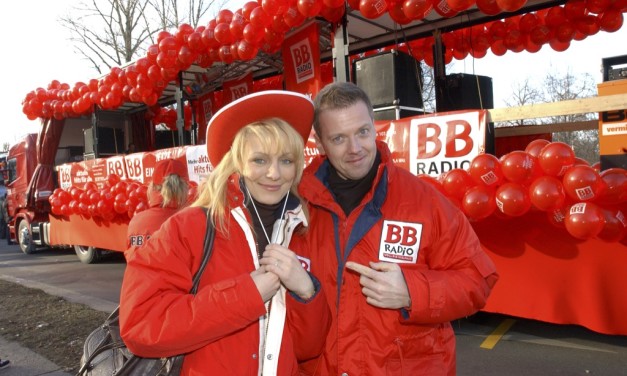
[246,197,282,257]
[327,151,381,216]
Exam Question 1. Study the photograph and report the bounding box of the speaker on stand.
[353,50,424,120]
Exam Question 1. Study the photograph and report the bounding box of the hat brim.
[206,90,314,166]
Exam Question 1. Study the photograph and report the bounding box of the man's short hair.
[313,82,375,135]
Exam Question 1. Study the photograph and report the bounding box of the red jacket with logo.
[293,142,499,376]
[119,176,331,375]
[126,205,179,250]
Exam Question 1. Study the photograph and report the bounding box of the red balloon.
[597,168,627,205]
[476,0,501,15]
[495,0,526,11]
[564,202,605,239]
[113,199,128,215]
[297,0,323,17]
[250,6,272,28]
[603,9,625,31]
[537,142,575,177]
[97,200,113,217]
[442,169,475,200]
[237,39,259,60]
[529,176,566,211]
[69,200,80,215]
[597,208,627,242]
[500,151,539,184]
[283,6,306,28]
[495,182,531,216]
[462,185,496,220]
[403,0,433,20]
[448,0,475,12]
[216,9,234,24]
[468,154,503,187]
[562,165,605,202]
[524,138,550,157]
[214,22,234,45]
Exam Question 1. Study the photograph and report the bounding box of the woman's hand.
[260,244,315,300]
[250,266,280,303]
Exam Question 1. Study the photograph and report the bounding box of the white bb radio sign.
[408,111,487,176]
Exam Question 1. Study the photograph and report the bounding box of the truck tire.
[74,245,102,264]
[18,220,36,254]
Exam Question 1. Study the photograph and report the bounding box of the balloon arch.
[20,0,626,121]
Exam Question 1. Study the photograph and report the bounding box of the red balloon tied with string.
[564,202,605,240]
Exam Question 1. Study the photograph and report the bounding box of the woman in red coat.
[126,158,189,254]
[119,91,331,375]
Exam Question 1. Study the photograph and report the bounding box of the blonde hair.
[192,118,307,233]
[151,174,189,208]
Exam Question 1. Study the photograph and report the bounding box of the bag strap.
[190,207,214,294]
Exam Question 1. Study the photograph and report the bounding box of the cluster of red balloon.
[425,139,627,242]
[404,0,626,65]
[20,0,626,121]
[49,173,201,222]
[145,104,193,131]
[48,175,149,222]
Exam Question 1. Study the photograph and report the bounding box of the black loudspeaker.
[155,130,192,149]
[84,127,125,156]
[437,73,493,112]
[353,51,423,109]
[373,106,424,121]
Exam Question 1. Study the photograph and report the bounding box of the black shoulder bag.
[77,209,215,376]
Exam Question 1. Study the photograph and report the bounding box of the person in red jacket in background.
[126,158,189,255]
[293,82,499,376]
[119,91,331,375]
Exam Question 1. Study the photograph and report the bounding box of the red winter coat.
[119,176,331,375]
[293,142,499,376]
[126,203,179,251]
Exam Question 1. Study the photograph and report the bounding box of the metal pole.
[176,72,185,146]
[333,9,350,83]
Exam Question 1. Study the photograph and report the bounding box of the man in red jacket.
[294,82,499,375]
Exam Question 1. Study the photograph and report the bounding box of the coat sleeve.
[400,193,499,324]
[119,208,267,358]
[284,273,332,361]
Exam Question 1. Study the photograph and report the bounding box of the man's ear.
[314,133,326,156]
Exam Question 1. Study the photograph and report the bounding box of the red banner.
[222,72,253,104]
[282,21,321,97]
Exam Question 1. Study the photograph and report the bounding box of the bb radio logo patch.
[378,220,422,264]
[290,39,314,83]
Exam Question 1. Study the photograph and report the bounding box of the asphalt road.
[1,242,626,375]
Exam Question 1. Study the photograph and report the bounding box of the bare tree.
[60,0,223,75]
[500,68,599,163]
[542,69,599,163]
[500,78,544,127]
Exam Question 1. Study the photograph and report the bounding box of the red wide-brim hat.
[206,90,314,166]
